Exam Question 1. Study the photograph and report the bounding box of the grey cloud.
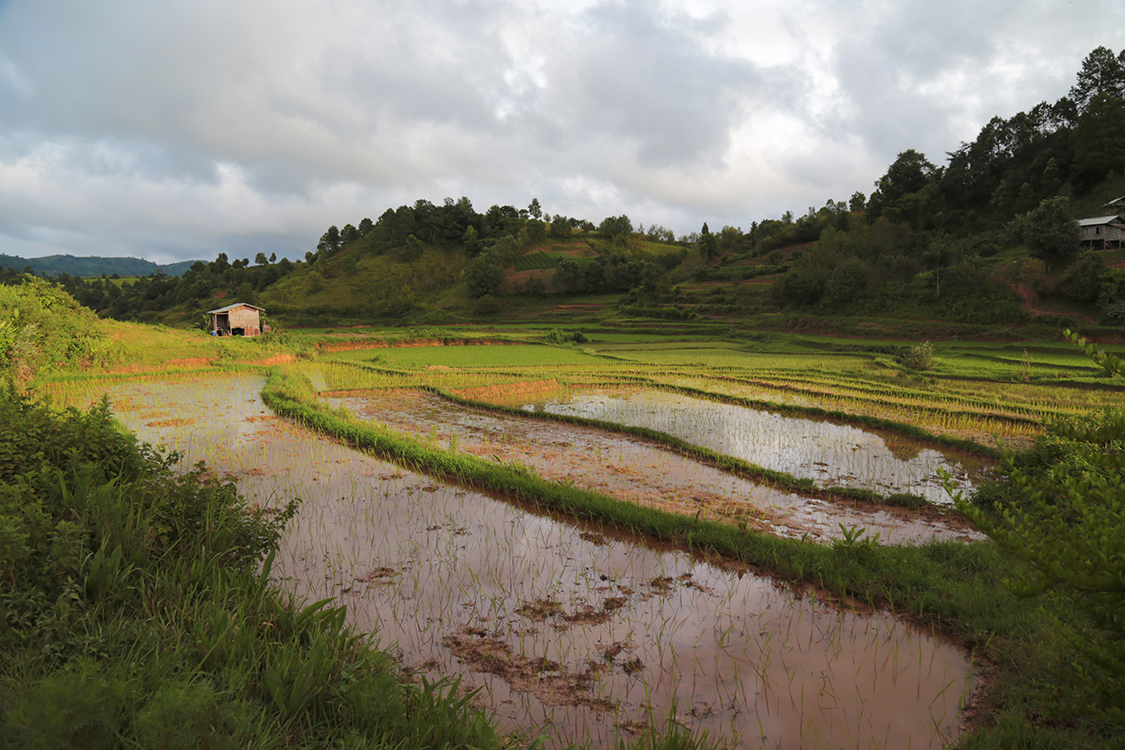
[540,0,761,169]
[827,0,1125,170]
[3,0,1125,263]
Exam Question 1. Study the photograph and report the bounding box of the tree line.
[756,46,1125,325]
[3,47,1125,327]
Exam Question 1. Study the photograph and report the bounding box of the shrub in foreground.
[0,384,506,749]
[901,341,934,371]
[955,333,1125,728]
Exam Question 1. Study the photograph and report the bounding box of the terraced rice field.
[72,372,977,748]
[325,388,982,545]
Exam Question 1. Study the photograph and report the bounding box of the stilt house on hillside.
[208,302,265,337]
[1078,215,1125,250]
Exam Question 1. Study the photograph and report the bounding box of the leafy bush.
[416,309,454,325]
[466,252,505,298]
[542,328,568,344]
[472,294,501,315]
[901,341,934,371]
[773,267,827,307]
[0,277,115,383]
[954,333,1125,726]
[1057,251,1107,304]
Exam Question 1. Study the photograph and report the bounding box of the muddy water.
[328,389,983,546]
[89,375,974,749]
[512,388,988,504]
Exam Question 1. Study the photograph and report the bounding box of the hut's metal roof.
[207,302,265,314]
[1078,215,1124,227]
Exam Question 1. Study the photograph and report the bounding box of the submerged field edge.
[423,384,969,514]
[658,380,1007,459]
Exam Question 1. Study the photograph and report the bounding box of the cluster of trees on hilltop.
[4,48,1125,328]
[42,253,296,325]
[757,46,1125,325]
[304,197,600,268]
[303,197,684,304]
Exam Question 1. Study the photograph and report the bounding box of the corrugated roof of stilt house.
[1101,195,1125,212]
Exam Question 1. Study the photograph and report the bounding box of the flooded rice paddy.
[510,387,988,505]
[327,388,983,546]
[88,375,976,749]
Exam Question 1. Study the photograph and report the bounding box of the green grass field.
[330,342,607,369]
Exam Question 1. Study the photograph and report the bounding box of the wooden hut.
[208,302,265,337]
[1078,215,1125,250]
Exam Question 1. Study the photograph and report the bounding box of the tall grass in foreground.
[0,386,514,749]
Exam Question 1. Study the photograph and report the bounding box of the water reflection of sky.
[522,389,989,504]
[330,390,984,546]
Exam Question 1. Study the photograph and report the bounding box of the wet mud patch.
[579,531,609,545]
[557,604,611,628]
[146,417,195,428]
[516,597,624,629]
[516,599,564,622]
[356,567,399,583]
[443,627,615,713]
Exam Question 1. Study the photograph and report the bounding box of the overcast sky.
[2,0,1125,265]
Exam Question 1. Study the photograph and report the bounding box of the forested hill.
[5,47,1125,335]
[0,253,200,278]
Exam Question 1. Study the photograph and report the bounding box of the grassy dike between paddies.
[261,366,1103,748]
[0,386,507,750]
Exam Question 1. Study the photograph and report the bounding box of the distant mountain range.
[0,253,201,278]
